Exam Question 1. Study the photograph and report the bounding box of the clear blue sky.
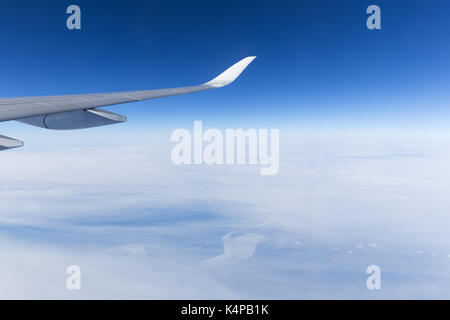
[1,0,450,128]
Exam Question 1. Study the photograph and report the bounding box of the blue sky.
[1,1,450,299]
[1,0,450,128]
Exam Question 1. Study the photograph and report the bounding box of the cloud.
[202,232,265,266]
[1,128,450,298]
[0,239,236,299]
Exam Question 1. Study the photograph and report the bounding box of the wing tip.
[205,56,257,88]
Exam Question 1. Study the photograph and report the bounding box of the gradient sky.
[1,0,450,129]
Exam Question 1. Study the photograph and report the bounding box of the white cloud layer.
[1,127,450,298]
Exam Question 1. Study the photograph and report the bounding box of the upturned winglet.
[204,56,257,88]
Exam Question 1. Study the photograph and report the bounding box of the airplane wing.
[0,56,256,151]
